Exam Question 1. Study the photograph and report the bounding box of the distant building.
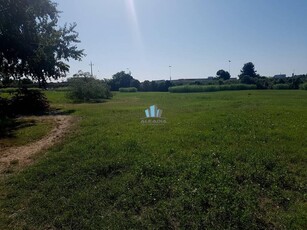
[273,74,286,78]
[207,76,214,80]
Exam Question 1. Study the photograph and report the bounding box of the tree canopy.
[0,0,84,88]
[109,71,135,91]
[216,69,231,80]
[239,62,258,79]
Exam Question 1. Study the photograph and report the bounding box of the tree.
[216,69,231,80]
[141,80,151,91]
[0,0,84,88]
[239,62,258,79]
[109,71,134,91]
[130,79,141,89]
[164,80,173,91]
[150,81,158,91]
[68,71,112,102]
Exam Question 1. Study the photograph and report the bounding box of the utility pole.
[169,65,172,81]
[89,61,94,76]
[228,60,231,75]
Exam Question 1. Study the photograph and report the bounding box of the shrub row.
[169,84,257,93]
[300,83,307,90]
[272,84,291,90]
[119,87,138,92]
[0,87,41,94]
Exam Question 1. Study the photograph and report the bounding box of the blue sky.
[55,0,307,81]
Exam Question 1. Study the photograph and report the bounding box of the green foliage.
[140,80,151,91]
[67,76,112,102]
[10,88,50,115]
[0,96,9,117]
[0,0,84,87]
[108,73,173,92]
[169,84,257,93]
[288,77,304,89]
[300,82,307,90]
[254,77,273,89]
[0,118,53,147]
[272,84,291,90]
[130,79,141,89]
[119,87,138,92]
[0,87,41,94]
[239,62,259,79]
[240,75,256,84]
[109,71,135,91]
[216,69,231,80]
[0,88,49,117]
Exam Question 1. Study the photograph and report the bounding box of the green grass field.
[0,117,54,149]
[1,90,306,229]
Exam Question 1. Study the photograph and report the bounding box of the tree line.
[106,62,307,91]
[107,71,173,92]
[1,62,307,92]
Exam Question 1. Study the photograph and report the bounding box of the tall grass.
[52,87,70,91]
[119,87,138,92]
[300,83,307,90]
[272,84,290,90]
[169,84,257,93]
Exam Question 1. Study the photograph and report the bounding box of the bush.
[240,75,256,84]
[169,84,257,93]
[67,77,112,102]
[299,83,307,90]
[0,116,12,138]
[10,88,50,115]
[119,87,138,92]
[272,84,290,90]
[0,97,10,117]
[254,78,273,89]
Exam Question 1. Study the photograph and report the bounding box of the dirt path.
[0,115,76,174]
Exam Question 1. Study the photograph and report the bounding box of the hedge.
[169,84,257,93]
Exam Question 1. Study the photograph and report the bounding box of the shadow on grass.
[48,108,76,115]
[0,108,75,139]
[0,117,36,139]
[70,99,109,104]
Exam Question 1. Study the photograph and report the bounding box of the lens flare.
[125,0,142,47]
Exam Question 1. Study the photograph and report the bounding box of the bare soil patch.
[0,115,76,174]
